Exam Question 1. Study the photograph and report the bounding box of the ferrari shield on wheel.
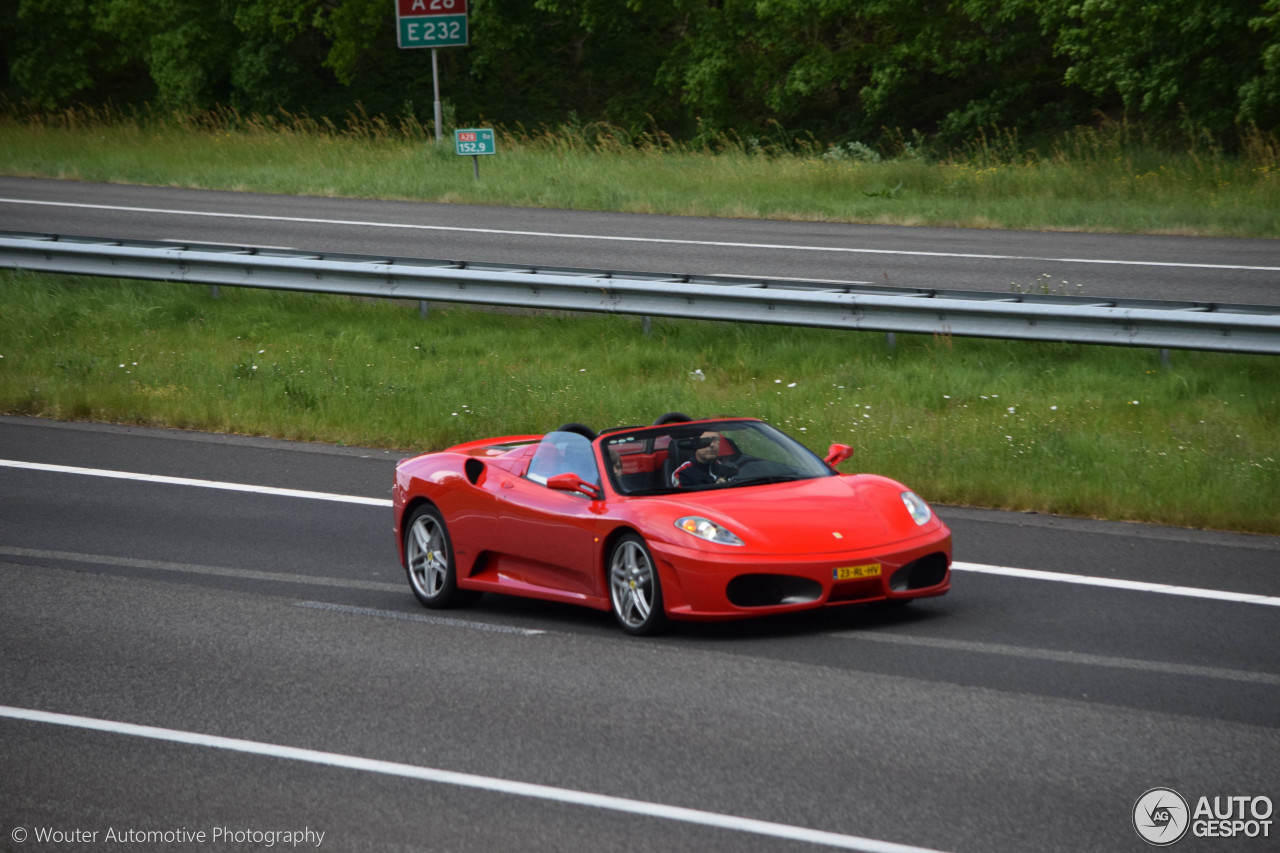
[404,505,475,608]
[608,534,666,635]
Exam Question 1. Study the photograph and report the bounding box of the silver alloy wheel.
[609,536,662,633]
[407,512,449,601]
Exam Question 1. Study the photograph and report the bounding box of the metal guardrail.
[2,231,1278,355]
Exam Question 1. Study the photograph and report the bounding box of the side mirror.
[546,472,601,499]
[824,443,854,467]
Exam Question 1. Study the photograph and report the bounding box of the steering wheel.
[710,456,740,481]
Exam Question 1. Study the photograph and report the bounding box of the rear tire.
[404,505,478,608]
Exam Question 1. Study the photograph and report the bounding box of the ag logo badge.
[1133,787,1190,846]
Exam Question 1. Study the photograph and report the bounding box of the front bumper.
[649,530,952,621]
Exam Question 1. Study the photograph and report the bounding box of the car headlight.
[675,516,744,546]
[901,491,933,525]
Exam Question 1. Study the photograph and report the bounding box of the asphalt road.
[2,416,1277,853]
[1,176,1278,306]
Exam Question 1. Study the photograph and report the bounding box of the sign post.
[396,0,469,142]
[454,128,495,180]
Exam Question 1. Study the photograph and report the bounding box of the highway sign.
[397,0,468,49]
[454,128,495,156]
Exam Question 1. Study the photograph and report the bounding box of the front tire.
[608,534,666,636]
[404,505,476,608]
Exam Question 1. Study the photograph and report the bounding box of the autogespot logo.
[1134,787,1191,846]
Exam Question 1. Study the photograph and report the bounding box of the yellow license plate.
[833,563,881,580]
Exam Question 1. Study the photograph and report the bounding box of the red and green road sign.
[397,0,468,49]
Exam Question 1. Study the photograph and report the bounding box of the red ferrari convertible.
[394,414,951,635]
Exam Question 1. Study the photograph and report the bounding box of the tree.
[1043,0,1275,133]
[8,0,140,107]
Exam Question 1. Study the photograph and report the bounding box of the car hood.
[644,474,937,554]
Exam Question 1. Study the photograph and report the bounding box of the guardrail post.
[419,300,429,318]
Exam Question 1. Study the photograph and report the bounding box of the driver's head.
[695,431,721,463]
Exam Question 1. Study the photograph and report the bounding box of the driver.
[672,431,729,487]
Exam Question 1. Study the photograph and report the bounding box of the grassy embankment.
[0,108,1276,533]
[1,106,1278,235]
[1,272,1275,534]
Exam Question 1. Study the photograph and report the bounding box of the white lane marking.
[0,706,949,853]
[295,601,547,636]
[0,459,391,507]
[833,631,1280,685]
[160,237,297,251]
[951,561,1280,607]
[0,550,543,637]
[8,459,1277,607]
[3,197,1276,271]
[0,545,402,592]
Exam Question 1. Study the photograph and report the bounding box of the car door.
[493,431,604,598]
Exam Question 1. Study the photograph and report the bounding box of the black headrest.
[556,422,598,440]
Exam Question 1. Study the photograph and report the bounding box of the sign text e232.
[397,0,468,49]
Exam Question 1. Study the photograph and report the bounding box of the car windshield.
[602,420,833,496]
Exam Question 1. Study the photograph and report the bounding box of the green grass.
[1,107,1278,236]
[2,272,1276,534]
[2,108,1276,533]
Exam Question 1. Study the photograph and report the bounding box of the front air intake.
[726,574,823,608]
[889,553,949,591]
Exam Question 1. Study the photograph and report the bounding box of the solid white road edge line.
[7,459,1277,607]
[0,705,949,853]
[3,197,1277,271]
[951,561,1280,607]
[0,459,391,507]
